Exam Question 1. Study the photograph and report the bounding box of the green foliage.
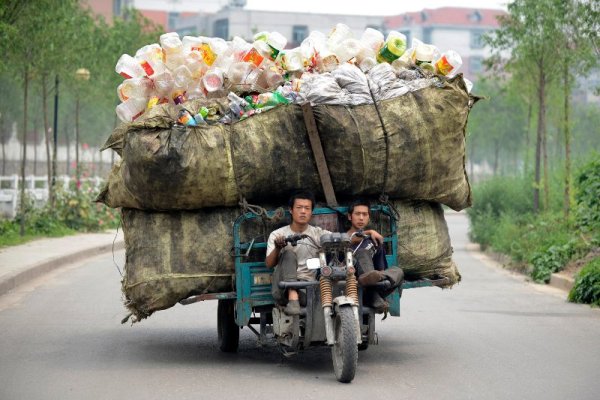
[530,239,583,283]
[574,155,600,231]
[0,183,119,248]
[569,258,600,307]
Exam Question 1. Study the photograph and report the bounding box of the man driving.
[266,191,329,315]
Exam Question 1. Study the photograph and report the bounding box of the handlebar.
[284,234,309,247]
[350,229,371,241]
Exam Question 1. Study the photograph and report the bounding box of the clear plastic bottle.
[173,65,194,88]
[281,48,304,72]
[115,54,145,79]
[415,43,438,66]
[228,61,256,84]
[360,28,384,53]
[202,68,224,92]
[243,40,271,67]
[117,77,152,101]
[116,98,147,122]
[339,38,363,63]
[152,70,175,96]
[376,31,407,63]
[266,31,287,61]
[135,44,166,77]
[435,50,463,77]
[327,23,353,52]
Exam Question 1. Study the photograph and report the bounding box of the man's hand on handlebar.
[274,235,287,249]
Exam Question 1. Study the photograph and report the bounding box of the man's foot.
[371,293,389,314]
[358,270,384,286]
[284,300,301,315]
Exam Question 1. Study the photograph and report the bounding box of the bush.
[575,155,600,231]
[569,258,600,306]
[0,181,120,248]
[530,239,584,283]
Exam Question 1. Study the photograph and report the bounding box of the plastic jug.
[153,70,175,95]
[266,32,287,60]
[376,32,407,63]
[115,54,145,79]
[243,40,271,67]
[335,38,362,63]
[135,44,165,77]
[116,98,147,122]
[173,65,194,88]
[415,43,437,65]
[360,28,384,53]
[117,77,152,101]
[202,68,224,92]
[435,50,463,77]
[281,48,304,71]
[328,23,353,52]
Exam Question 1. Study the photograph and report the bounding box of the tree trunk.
[65,122,70,176]
[493,139,500,175]
[42,75,53,205]
[19,67,29,236]
[524,99,532,175]
[75,95,80,193]
[51,75,59,207]
[563,63,571,219]
[33,117,38,176]
[1,115,6,175]
[533,64,546,214]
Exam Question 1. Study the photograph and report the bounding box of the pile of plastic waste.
[115,24,469,124]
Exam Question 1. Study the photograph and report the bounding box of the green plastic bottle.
[377,32,407,64]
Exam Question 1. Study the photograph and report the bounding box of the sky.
[244,0,509,16]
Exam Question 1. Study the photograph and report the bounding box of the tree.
[486,0,564,212]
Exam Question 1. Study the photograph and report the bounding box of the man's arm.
[364,229,384,246]
[265,235,286,268]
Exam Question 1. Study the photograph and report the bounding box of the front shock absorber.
[320,276,335,345]
[345,271,359,305]
[320,276,333,307]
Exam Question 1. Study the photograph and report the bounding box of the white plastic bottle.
[327,23,353,52]
[202,67,224,92]
[266,31,287,61]
[435,50,463,77]
[115,54,145,79]
[135,44,166,77]
[335,38,362,63]
[360,28,384,53]
[173,65,194,89]
[153,70,175,96]
[117,77,152,101]
[116,98,147,122]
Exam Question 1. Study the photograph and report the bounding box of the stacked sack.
[100,25,477,322]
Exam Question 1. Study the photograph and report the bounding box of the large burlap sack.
[393,199,461,287]
[100,76,472,211]
[121,206,280,322]
[122,207,238,321]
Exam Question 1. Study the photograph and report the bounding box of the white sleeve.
[266,231,276,258]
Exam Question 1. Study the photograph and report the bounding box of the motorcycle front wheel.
[331,306,358,383]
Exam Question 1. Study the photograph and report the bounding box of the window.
[168,12,180,31]
[113,0,122,16]
[470,56,483,74]
[422,28,432,44]
[399,30,411,46]
[292,25,308,44]
[214,18,229,40]
[471,30,485,49]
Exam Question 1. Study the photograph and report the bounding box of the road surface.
[1,213,599,399]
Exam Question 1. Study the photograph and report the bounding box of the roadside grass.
[0,184,119,249]
[467,154,600,305]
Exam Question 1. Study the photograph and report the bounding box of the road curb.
[550,273,575,292]
[0,240,124,297]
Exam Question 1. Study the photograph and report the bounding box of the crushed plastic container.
[116,98,147,122]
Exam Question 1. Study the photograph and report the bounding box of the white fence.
[0,175,104,218]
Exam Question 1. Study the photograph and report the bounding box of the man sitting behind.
[266,191,330,315]
[347,199,404,312]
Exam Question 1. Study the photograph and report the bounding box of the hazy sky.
[244,0,509,16]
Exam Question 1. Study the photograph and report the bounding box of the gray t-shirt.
[266,225,331,281]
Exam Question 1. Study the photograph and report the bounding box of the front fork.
[320,249,362,345]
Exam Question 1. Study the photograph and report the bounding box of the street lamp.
[75,68,90,193]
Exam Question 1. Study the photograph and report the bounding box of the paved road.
[1,213,599,400]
